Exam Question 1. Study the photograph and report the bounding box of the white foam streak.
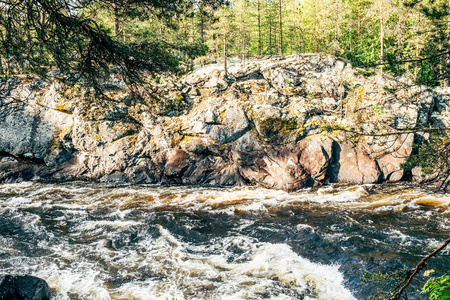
[79,220,142,231]
[228,244,356,300]
[2,183,449,215]
[37,265,111,300]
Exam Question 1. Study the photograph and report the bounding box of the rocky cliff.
[1,54,449,190]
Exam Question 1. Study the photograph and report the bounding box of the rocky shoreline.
[0,54,448,191]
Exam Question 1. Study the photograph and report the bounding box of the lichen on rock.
[1,54,449,190]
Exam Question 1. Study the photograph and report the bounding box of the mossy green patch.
[258,117,302,138]
[355,68,376,78]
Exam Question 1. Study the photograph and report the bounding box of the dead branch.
[390,237,450,300]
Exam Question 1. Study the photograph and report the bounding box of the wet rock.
[99,171,128,183]
[0,275,50,300]
[0,162,40,183]
[237,145,308,191]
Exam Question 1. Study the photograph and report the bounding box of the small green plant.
[361,267,411,300]
[421,274,450,300]
[372,103,386,118]
[383,85,398,94]
[402,132,450,190]
[355,68,376,78]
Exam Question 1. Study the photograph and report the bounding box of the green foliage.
[0,0,224,91]
[402,132,450,192]
[361,267,411,300]
[3,0,450,96]
[356,68,377,78]
[422,274,450,300]
[181,0,450,87]
[362,269,450,300]
[402,132,450,177]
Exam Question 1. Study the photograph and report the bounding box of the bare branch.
[390,237,450,300]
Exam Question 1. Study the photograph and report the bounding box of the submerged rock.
[0,275,50,300]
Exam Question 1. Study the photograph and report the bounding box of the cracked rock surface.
[1,54,448,190]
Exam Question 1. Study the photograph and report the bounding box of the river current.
[0,182,448,300]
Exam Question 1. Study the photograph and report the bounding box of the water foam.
[1,182,448,299]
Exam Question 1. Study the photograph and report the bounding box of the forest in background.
[96,0,450,86]
[1,0,450,87]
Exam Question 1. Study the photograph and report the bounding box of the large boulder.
[332,143,381,184]
[298,136,333,185]
[237,145,308,191]
[0,275,50,300]
[363,133,414,182]
[0,83,73,161]
[208,101,250,144]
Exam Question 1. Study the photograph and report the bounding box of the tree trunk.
[380,0,384,74]
[224,32,228,76]
[258,0,262,56]
[269,11,273,55]
[200,7,205,43]
[241,1,246,65]
[242,38,245,66]
[413,9,420,80]
[334,0,339,55]
[349,15,352,55]
[279,0,283,56]
[113,1,120,41]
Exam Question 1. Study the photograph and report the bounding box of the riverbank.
[1,54,449,190]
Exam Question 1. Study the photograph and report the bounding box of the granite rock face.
[1,54,448,190]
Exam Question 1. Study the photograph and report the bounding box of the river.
[0,182,449,299]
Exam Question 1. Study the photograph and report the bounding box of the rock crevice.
[1,54,448,190]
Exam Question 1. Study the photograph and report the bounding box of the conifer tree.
[0,0,224,89]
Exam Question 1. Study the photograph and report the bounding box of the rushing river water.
[0,182,449,300]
